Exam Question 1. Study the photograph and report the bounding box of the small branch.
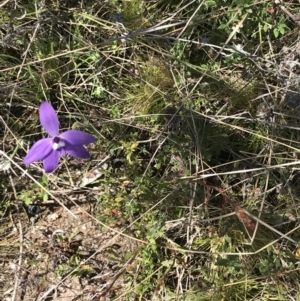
[11,220,23,301]
[0,0,10,8]
[276,0,300,27]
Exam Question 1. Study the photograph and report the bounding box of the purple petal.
[23,138,53,164]
[39,101,59,137]
[43,150,59,173]
[59,130,97,145]
[65,144,91,159]
[59,148,67,157]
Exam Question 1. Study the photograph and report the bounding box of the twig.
[177,1,204,39]
[197,180,298,245]
[11,220,23,301]
[276,0,300,27]
[210,12,248,63]
[99,252,138,298]
[0,0,10,8]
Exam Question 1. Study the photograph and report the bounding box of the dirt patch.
[1,202,139,301]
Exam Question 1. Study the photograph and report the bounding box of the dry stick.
[11,220,23,301]
[17,21,40,79]
[142,135,168,178]
[0,45,90,72]
[168,220,300,257]
[154,256,176,297]
[186,110,202,245]
[187,160,300,180]
[250,114,277,244]
[276,0,300,27]
[99,252,138,298]
[199,181,298,245]
[210,12,248,63]
[243,210,297,245]
[177,0,204,39]
[141,0,197,30]
[0,0,10,8]
[249,157,270,243]
[113,265,167,301]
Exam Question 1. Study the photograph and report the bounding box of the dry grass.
[1,0,300,300]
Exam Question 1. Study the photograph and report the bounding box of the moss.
[124,56,174,114]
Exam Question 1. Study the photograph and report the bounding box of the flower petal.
[23,138,53,164]
[65,144,91,159]
[59,148,67,157]
[59,130,97,145]
[43,150,59,173]
[39,101,59,137]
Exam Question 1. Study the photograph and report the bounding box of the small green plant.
[18,174,49,205]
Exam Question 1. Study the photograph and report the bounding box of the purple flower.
[23,101,97,173]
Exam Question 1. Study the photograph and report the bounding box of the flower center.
[52,137,66,150]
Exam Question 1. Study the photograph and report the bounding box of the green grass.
[1,0,300,300]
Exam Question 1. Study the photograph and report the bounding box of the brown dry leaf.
[235,206,256,231]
